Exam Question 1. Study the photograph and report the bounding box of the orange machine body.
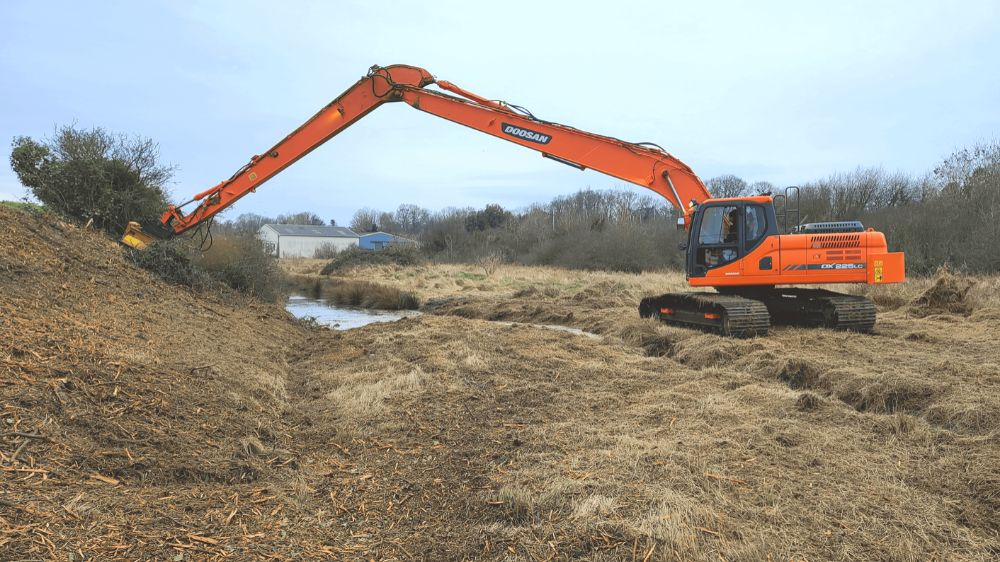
[688,229,906,287]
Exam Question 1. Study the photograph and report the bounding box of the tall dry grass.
[290,306,1000,558]
[131,234,285,301]
[279,256,1000,558]
[288,274,420,310]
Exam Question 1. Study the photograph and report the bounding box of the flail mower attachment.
[121,220,174,250]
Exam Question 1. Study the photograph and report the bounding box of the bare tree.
[230,213,275,234]
[477,249,504,276]
[706,175,749,198]
[350,208,380,232]
[934,139,1000,189]
[394,204,431,234]
[276,211,325,225]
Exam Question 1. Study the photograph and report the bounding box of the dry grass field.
[287,259,1000,560]
[2,209,997,560]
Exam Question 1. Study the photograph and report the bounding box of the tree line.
[323,140,999,274]
[194,140,1000,274]
[9,125,999,274]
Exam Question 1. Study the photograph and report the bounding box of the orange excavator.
[123,64,905,336]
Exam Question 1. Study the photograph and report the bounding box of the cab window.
[699,206,739,245]
[745,205,766,248]
[697,205,739,269]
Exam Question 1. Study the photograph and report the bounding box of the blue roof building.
[358,231,417,251]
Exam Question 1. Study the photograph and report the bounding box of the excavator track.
[639,292,770,338]
[746,288,876,332]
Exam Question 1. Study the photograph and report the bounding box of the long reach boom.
[140,64,710,238]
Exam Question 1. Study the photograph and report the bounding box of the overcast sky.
[2,0,997,224]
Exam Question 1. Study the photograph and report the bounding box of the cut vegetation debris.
[1,205,999,560]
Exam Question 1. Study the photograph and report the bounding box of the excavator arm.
[124,64,710,245]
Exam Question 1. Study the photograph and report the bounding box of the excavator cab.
[684,197,780,278]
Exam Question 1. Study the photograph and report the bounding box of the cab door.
[741,204,780,276]
[686,200,782,279]
[687,204,741,278]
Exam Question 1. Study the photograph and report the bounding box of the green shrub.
[0,201,45,214]
[10,125,172,235]
[127,240,209,289]
[320,245,424,275]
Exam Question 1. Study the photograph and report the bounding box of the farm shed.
[359,231,418,251]
[258,224,359,258]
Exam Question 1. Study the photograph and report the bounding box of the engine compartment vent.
[792,221,864,234]
[810,234,862,249]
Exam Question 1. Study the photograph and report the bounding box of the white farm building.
[258,224,359,258]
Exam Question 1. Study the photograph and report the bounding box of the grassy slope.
[0,206,318,558]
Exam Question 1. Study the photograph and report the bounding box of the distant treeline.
[215,140,999,274]
[10,125,996,274]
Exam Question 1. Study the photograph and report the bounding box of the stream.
[286,295,600,339]
[285,294,420,330]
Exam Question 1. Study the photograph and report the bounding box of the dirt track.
[2,209,999,560]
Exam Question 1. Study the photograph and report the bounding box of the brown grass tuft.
[830,370,942,414]
[796,391,821,411]
[910,268,976,316]
[615,320,675,357]
[773,359,823,390]
[290,276,420,310]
